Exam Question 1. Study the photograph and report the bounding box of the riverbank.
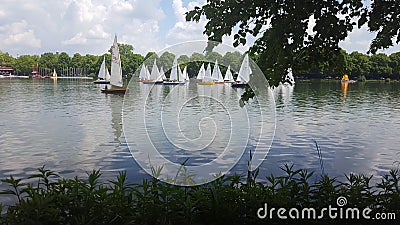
[0,165,398,224]
[296,79,400,83]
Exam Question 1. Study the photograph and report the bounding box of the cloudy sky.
[0,0,398,57]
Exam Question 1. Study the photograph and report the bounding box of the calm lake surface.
[0,79,399,190]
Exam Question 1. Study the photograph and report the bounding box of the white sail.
[212,60,219,81]
[183,66,189,81]
[203,63,213,82]
[196,63,205,80]
[160,67,166,81]
[224,65,234,82]
[98,57,106,79]
[150,59,160,81]
[237,54,252,83]
[139,64,147,80]
[145,65,151,80]
[52,69,57,78]
[110,35,123,87]
[178,64,185,82]
[216,63,224,82]
[105,65,110,81]
[170,57,178,81]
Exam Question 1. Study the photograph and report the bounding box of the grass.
[0,164,399,225]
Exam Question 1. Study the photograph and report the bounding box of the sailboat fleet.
[95,37,292,93]
[137,53,254,87]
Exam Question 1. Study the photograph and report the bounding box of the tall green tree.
[159,51,176,71]
[370,53,392,78]
[71,53,84,68]
[0,51,15,67]
[389,52,400,79]
[222,51,242,72]
[205,51,223,64]
[14,55,38,75]
[57,52,71,70]
[347,51,371,78]
[189,52,207,77]
[143,52,158,68]
[82,54,99,76]
[39,53,58,70]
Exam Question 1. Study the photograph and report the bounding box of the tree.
[370,53,392,78]
[39,52,58,70]
[178,55,190,64]
[14,55,38,75]
[186,0,399,88]
[222,51,243,72]
[82,54,99,76]
[347,51,371,78]
[367,0,400,53]
[57,52,71,70]
[71,53,84,69]
[189,52,207,77]
[0,51,15,66]
[389,52,400,79]
[143,52,158,68]
[159,51,176,71]
[205,51,222,64]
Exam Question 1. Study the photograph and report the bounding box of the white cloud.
[62,32,87,45]
[166,0,207,42]
[340,25,400,54]
[0,20,41,50]
[121,19,163,53]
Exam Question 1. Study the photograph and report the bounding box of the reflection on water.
[268,82,400,182]
[0,80,399,189]
[341,82,348,98]
[123,82,275,184]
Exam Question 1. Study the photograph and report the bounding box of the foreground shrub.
[0,165,399,225]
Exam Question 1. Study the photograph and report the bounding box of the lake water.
[0,79,399,190]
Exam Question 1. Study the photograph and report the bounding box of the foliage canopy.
[186,0,400,87]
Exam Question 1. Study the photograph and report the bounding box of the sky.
[0,0,399,57]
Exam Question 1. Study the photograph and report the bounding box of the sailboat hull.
[94,80,110,84]
[198,81,215,85]
[101,88,126,94]
[142,80,163,84]
[231,83,247,88]
[163,81,186,85]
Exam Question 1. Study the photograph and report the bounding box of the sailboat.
[50,68,58,80]
[163,57,186,85]
[94,56,110,84]
[224,65,235,83]
[101,35,126,94]
[138,64,150,82]
[198,63,215,85]
[143,59,163,84]
[160,67,166,80]
[232,54,252,88]
[212,60,224,84]
[182,66,190,82]
[196,63,205,81]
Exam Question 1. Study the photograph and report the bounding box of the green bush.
[0,165,399,225]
